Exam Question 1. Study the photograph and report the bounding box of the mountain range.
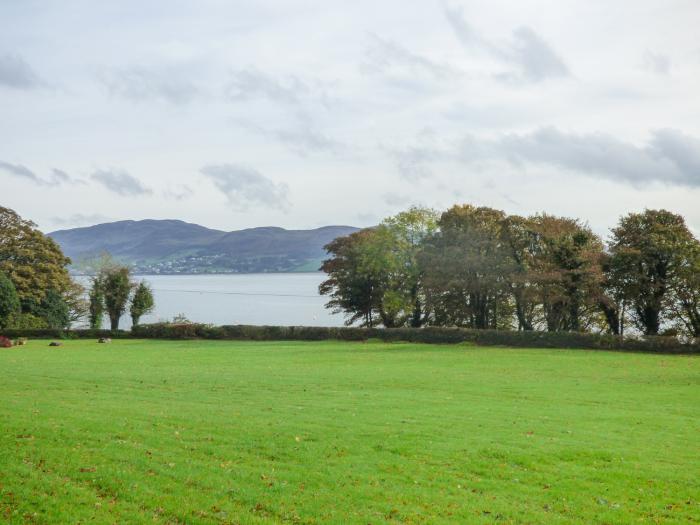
[49,220,359,274]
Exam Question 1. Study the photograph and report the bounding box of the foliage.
[0,272,20,329]
[88,277,105,329]
[608,209,698,335]
[0,206,71,304]
[130,282,155,327]
[32,289,70,329]
[63,279,89,328]
[101,267,134,331]
[321,204,699,337]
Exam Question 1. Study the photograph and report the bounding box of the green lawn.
[0,340,698,524]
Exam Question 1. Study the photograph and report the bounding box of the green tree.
[381,207,439,327]
[0,206,71,305]
[88,277,105,329]
[0,272,20,329]
[102,267,134,330]
[608,209,697,335]
[33,289,70,329]
[130,281,155,327]
[320,229,385,327]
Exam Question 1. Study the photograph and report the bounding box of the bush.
[0,336,12,348]
[129,323,699,353]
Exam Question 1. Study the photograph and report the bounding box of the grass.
[0,340,698,524]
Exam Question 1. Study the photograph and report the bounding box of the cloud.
[98,66,199,104]
[392,127,700,187]
[494,127,700,186]
[224,68,308,105]
[0,161,80,186]
[163,184,194,200]
[392,146,442,181]
[201,164,289,210]
[91,169,153,196]
[236,115,344,157]
[363,33,458,81]
[642,50,671,75]
[443,5,569,83]
[0,54,45,90]
[0,160,40,182]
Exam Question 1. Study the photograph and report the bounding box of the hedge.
[3,323,696,354]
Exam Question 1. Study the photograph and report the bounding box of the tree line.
[320,205,700,338]
[0,206,154,331]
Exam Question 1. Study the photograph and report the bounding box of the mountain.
[49,220,359,274]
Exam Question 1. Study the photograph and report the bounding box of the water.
[77,273,346,329]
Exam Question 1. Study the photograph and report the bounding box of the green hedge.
[0,328,130,339]
[129,323,698,354]
[2,324,698,354]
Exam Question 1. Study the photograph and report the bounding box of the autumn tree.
[420,205,513,329]
[608,210,697,335]
[528,215,606,332]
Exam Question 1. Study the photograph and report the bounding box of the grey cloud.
[0,161,79,186]
[443,5,569,83]
[393,127,700,187]
[163,185,194,201]
[0,160,41,182]
[393,146,441,181]
[91,169,153,196]
[236,116,344,157]
[455,127,700,186]
[497,27,569,83]
[201,164,289,210]
[98,66,199,105]
[363,33,458,81]
[0,54,45,89]
[224,68,308,105]
[642,50,671,75]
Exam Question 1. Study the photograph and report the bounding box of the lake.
[78,273,346,329]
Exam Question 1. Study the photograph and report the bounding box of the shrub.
[0,336,12,348]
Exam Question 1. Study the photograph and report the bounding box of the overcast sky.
[2,0,699,235]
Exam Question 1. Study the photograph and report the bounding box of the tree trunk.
[599,300,620,335]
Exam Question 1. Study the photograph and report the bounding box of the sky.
[1,0,699,236]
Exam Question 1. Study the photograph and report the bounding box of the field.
[1,340,698,524]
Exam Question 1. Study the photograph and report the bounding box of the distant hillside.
[49,220,359,274]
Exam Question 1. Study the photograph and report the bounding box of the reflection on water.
[76,273,344,329]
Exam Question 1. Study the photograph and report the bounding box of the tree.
[420,205,512,329]
[64,280,88,328]
[101,266,133,330]
[130,282,155,327]
[608,209,697,335]
[669,239,700,338]
[0,206,71,305]
[382,207,439,327]
[0,272,20,329]
[88,277,105,329]
[33,289,70,329]
[528,215,605,332]
[500,215,540,331]
[320,229,385,327]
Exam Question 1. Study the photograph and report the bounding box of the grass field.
[1,340,698,524]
